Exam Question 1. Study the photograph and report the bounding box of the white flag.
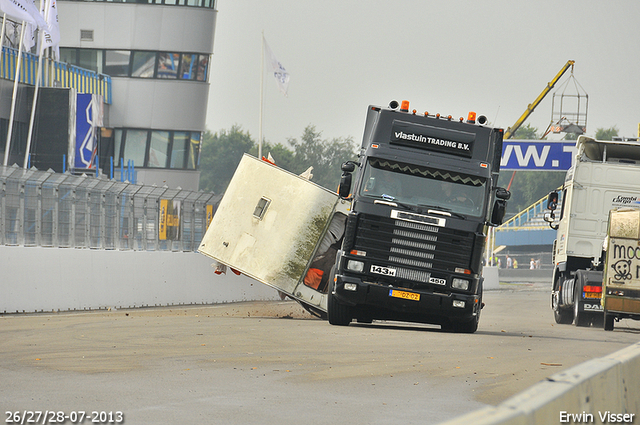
[40,0,60,58]
[22,21,36,50]
[0,0,48,29]
[263,37,290,96]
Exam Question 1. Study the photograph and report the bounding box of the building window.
[148,131,170,168]
[113,129,201,170]
[123,129,148,167]
[157,52,180,79]
[187,132,200,169]
[61,48,209,82]
[114,129,124,160]
[131,51,156,78]
[196,54,208,82]
[59,0,216,8]
[104,50,131,76]
[170,131,188,168]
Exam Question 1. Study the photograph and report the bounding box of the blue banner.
[500,140,577,171]
[75,94,97,170]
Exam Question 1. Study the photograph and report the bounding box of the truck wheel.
[552,292,573,324]
[327,278,352,326]
[604,313,615,331]
[573,274,590,327]
[552,275,573,324]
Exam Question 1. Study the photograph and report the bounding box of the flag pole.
[258,31,264,160]
[0,14,6,71]
[23,0,50,169]
[3,20,26,167]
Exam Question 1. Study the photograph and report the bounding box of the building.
[56,0,217,190]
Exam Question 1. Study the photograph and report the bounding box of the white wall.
[0,246,278,313]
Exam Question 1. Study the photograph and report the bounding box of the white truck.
[545,136,640,326]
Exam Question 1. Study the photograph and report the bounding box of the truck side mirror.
[489,199,507,227]
[546,191,559,211]
[341,162,356,173]
[338,173,352,198]
[338,161,356,199]
[495,187,511,200]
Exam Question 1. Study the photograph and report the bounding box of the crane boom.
[503,60,575,139]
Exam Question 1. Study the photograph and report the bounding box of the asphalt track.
[2,282,639,425]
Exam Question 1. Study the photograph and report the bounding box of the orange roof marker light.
[400,100,410,112]
[467,111,477,124]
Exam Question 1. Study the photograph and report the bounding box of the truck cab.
[546,136,640,326]
[329,101,509,332]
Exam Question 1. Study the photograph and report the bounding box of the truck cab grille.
[353,213,474,286]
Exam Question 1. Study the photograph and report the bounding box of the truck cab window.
[359,158,486,217]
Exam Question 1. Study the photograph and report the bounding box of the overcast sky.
[206,0,639,148]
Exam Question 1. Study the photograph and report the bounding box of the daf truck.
[198,100,510,332]
[545,136,640,326]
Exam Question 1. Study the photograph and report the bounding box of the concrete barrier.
[438,341,640,425]
[483,266,500,290]
[0,246,278,313]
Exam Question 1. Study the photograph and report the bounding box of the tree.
[512,123,538,140]
[249,141,296,172]
[287,125,358,190]
[199,126,254,194]
[595,127,619,141]
[199,124,358,194]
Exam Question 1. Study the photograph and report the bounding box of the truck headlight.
[452,278,470,290]
[347,260,364,273]
[452,300,466,308]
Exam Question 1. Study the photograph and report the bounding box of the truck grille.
[353,213,474,284]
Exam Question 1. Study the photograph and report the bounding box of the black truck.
[328,100,510,332]
[198,100,509,332]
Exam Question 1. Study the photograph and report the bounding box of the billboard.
[159,199,181,240]
[74,93,104,170]
[500,140,577,171]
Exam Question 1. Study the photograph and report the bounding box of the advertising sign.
[500,140,577,171]
[74,94,104,170]
[159,199,181,240]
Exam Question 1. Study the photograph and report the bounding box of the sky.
[206,0,640,148]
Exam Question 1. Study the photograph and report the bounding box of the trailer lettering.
[612,243,640,260]
[612,195,640,205]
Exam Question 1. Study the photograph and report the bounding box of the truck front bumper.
[333,274,480,325]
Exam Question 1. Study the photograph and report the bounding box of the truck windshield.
[359,157,487,217]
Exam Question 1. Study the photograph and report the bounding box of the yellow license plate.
[584,292,601,299]
[389,289,420,301]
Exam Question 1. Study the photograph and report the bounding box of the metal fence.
[0,165,220,251]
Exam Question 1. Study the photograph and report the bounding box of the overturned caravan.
[198,154,349,317]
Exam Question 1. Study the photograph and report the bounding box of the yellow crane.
[503,60,575,140]
[504,60,576,191]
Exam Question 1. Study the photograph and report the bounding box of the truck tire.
[327,277,352,326]
[552,275,573,324]
[604,312,615,331]
[573,272,590,327]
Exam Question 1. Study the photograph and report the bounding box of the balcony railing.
[1,46,112,104]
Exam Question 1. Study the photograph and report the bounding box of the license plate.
[371,265,396,277]
[584,292,601,299]
[389,289,420,301]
